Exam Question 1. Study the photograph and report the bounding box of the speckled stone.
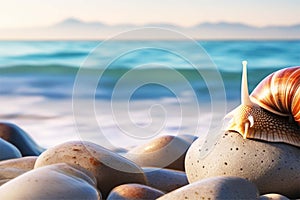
[259,193,290,200]
[34,141,147,198]
[107,183,164,200]
[125,135,190,171]
[0,163,101,199]
[185,131,300,198]
[0,123,44,156]
[157,176,259,200]
[143,167,188,193]
[0,138,21,161]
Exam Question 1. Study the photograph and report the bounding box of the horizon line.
[1,38,300,42]
[1,17,300,30]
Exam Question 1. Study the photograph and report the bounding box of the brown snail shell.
[250,66,300,124]
[226,61,300,147]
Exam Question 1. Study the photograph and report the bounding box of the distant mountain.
[52,18,106,28]
[0,18,299,40]
[143,23,181,29]
[54,18,83,26]
[290,24,300,29]
[194,22,254,29]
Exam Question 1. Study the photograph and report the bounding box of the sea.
[0,40,299,149]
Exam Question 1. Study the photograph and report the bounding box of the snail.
[226,61,300,147]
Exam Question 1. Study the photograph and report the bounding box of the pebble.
[143,167,188,193]
[0,167,27,186]
[0,138,21,161]
[0,123,44,156]
[125,135,190,171]
[185,131,300,199]
[34,140,147,198]
[0,156,37,170]
[0,163,101,199]
[259,193,290,200]
[0,156,38,186]
[107,183,164,200]
[157,176,259,200]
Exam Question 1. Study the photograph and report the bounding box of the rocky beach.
[0,122,298,199]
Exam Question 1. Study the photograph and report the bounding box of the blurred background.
[0,0,299,148]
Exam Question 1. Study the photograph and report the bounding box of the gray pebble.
[0,138,21,161]
[125,135,190,171]
[259,193,290,200]
[157,176,259,200]
[0,123,44,156]
[107,183,164,200]
[0,163,100,199]
[143,167,188,193]
[185,131,300,198]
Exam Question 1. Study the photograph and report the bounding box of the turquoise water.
[0,40,299,147]
[0,40,299,101]
[1,41,299,70]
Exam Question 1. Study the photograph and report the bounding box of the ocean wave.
[9,51,88,60]
[0,63,281,81]
[0,64,78,74]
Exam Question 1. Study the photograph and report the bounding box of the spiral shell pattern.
[250,66,300,125]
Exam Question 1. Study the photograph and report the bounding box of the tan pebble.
[157,176,259,200]
[259,193,290,200]
[0,180,8,186]
[0,163,101,199]
[0,167,27,186]
[185,131,300,199]
[107,183,164,200]
[0,123,44,156]
[0,157,38,185]
[0,156,37,170]
[125,135,190,171]
[0,138,21,161]
[143,167,188,193]
[34,141,147,198]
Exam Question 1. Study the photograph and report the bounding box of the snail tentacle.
[248,115,254,127]
[241,61,254,106]
[244,122,250,139]
[243,116,254,139]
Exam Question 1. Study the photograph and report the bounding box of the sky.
[0,0,299,29]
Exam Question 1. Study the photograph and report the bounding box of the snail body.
[226,61,300,147]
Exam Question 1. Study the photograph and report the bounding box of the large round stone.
[125,135,190,171]
[185,131,300,198]
[34,141,147,198]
